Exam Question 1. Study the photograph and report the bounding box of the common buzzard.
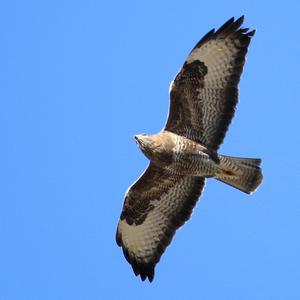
[116,16,263,282]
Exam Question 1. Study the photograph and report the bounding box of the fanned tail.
[215,155,263,194]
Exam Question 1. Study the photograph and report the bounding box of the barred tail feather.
[215,155,263,194]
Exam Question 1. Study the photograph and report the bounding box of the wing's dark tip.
[116,176,205,283]
[131,261,155,282]
[192,16,254,52]
[117,227,157,282]
[248,29,256,37]
[216,15,246,37]
[215,16,235,35]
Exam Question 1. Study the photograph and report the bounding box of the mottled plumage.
[116,16,263,282]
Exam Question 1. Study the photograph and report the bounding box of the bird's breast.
[165,135,218,176]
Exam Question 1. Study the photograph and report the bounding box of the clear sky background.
[1,1,300,299]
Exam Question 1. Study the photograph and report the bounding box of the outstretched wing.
[165,16,255,150]
[116,163,205,282]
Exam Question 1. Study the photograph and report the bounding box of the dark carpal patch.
[176,60,208,87]
[121,193,155,226]
[116,16,259,283]
[117,175,205,282]
[120,164,178,226]
[165,16,255,151]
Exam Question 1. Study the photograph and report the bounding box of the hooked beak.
[134,134,143,146]
[134,134,147,149]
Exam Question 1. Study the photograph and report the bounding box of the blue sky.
[1,0,300,299]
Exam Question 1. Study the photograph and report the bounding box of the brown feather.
[116,16,260,283]
[165,16,255,150]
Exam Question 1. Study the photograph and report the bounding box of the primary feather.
[116,16,262,282]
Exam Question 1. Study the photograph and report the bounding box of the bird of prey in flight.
[116,16,263,282]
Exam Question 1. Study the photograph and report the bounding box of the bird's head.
[134,134,162,159]
[135,134,160,150]
[134,132,174,166]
